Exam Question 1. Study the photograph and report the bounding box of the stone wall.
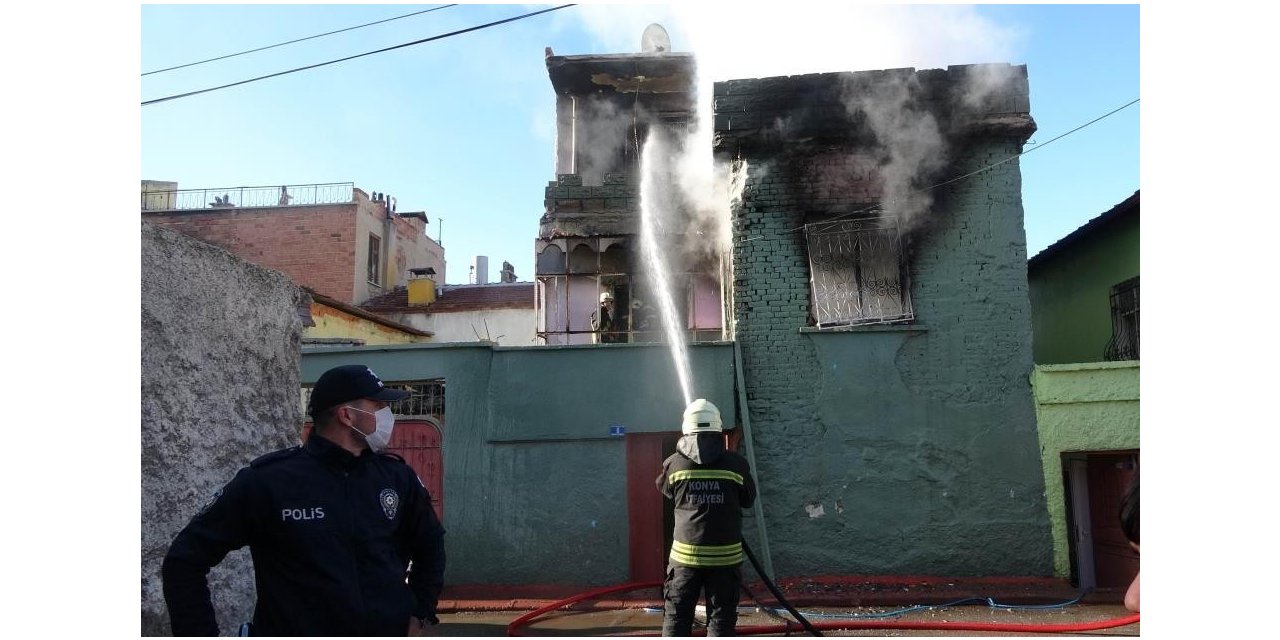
[141,222,307,636]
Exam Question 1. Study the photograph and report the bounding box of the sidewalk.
[437,575,1119,613]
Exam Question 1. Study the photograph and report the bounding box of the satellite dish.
[640,23,671,54]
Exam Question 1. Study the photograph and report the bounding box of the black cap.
[308,364,409,417]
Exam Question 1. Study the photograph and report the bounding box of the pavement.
[430,577,1139,637]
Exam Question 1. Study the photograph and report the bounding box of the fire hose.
[505,576,1140,636]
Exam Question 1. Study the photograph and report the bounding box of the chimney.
[472,256,489,285]
[407,267,437,305]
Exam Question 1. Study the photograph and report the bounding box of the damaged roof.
[546,50,695,96]
[361,282,536,314]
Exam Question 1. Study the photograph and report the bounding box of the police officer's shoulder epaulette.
[378,451,408,464]
[249,445,303,469]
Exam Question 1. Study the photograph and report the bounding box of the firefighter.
[656,399,758,636]
[591,291,619,343]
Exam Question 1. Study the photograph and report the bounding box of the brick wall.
[144,204,358,303]
[539,173,640,238]
[717,66,1053,578]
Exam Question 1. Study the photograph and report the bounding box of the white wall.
[400,308,537,346]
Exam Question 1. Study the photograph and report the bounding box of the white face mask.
[344,406,396,452]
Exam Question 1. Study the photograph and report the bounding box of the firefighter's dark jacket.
[162,433,446,636]
[656,433,757,567]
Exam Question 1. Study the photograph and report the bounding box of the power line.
[142,4,575,106]
[142,5,458,76]
[746,97,1141,241]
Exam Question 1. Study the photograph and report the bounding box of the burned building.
[717,65,1053,575]
[536,43,726,345]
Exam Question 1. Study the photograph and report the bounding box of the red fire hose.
[505,581,1140,636]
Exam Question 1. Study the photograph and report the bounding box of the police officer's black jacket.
[656,433,757,568]
[162,433,446,636]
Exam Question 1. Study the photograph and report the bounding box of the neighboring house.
[303,287,432,347]
[361,280,537,345]
[141,181,445,306]
[299,54,1063,590]
[1028,191,1139,365]
[536,49,726,345]
[1027,191,1140,593]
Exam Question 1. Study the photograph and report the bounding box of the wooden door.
[1087,453,1138,588]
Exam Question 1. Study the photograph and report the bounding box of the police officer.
[656,399,757,636]
[162,364,447,636]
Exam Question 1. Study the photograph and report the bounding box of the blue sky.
[141,2,1139,285]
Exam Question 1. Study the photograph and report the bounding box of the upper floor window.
[367,234,382,286]
[805,216,913,327]
[1105,276,1139,361]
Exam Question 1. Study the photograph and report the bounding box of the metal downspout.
[734,338,774,578]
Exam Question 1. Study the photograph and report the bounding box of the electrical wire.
[741,97,1140,242]
[142,5,457,76]
[142,4,575,106]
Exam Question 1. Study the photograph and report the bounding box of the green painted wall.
[301,341,737,586]
[1027,211,1139,365]
[1031,362,1140,578]
[718,67,1055,579]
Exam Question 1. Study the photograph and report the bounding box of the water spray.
[639,130,695,406]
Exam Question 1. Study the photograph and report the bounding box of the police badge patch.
[197,488,223,517]
[379,488,399,520]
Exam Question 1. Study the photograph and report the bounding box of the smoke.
[567,3,1025,256]
[843,73,947,234]
[570,95,629,185]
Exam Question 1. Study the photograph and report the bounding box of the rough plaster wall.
[1032,362,1140,577]
[141,223,306,636]
[723,73,1052,578]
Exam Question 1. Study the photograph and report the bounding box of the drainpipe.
[734,338,774,578]
[382,196,395,289]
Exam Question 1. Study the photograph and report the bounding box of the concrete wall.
[142,223,308,635]
[716,66,1054,578]
[300,341,737,585]
[396,308,537,345]
[1031,362,1140,578]
[1028,210,1139,364]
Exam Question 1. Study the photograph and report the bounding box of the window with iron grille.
[1105,276,1139,361]
[367,234,382,285]
[805,217,913,327]
[385,380,446,418]
[300,379,445,419]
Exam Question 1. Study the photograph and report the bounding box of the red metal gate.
[387,419,444,521]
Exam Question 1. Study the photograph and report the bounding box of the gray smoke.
[841,73,946,234]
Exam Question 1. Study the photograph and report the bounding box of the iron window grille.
[805,217,914,328]
[1104,276,1139,361]
[300,379,445,420]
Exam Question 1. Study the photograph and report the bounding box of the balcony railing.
[141,182,355,211]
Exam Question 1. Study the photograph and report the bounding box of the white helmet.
[600,292,614,303]
[682,398,723,435]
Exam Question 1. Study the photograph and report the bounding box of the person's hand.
[407,614,438,636]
